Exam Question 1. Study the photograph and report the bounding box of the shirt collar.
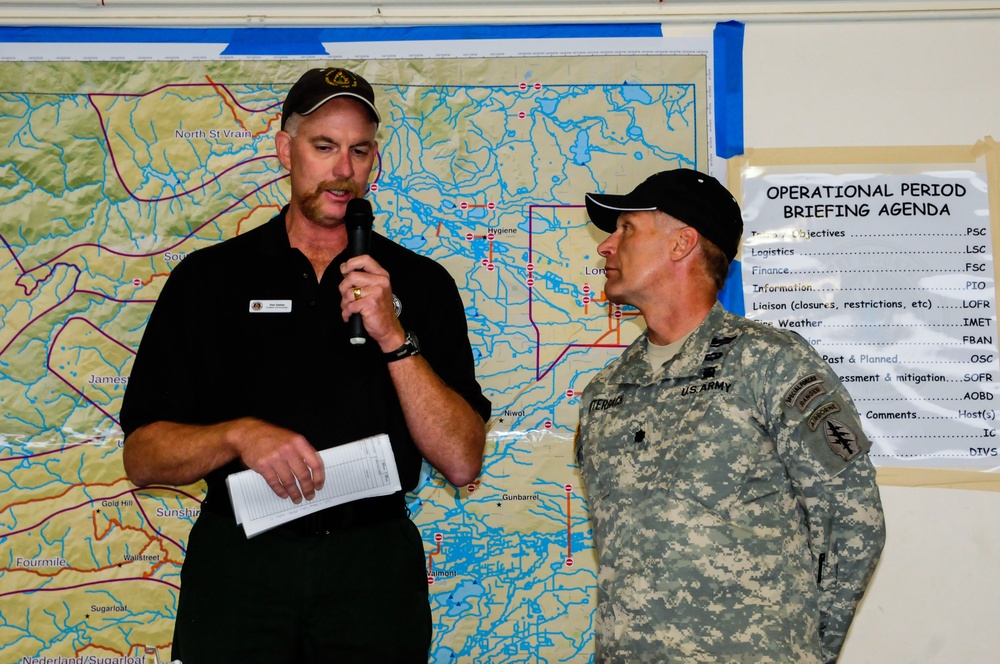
[606,301,740,385]
[255,206,295,257]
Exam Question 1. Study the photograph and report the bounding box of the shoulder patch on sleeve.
[807,400,841,431]
[823,418,861,461]
[783,373,828,412]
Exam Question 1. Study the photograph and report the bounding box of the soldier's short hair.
[699,236,729,291]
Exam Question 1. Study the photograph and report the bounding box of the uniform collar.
[606,301,740,385]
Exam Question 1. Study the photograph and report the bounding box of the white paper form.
[226,433,401,538]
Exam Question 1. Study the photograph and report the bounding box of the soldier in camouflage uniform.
[575,169,885,663]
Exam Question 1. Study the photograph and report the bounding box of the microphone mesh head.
[345,198,374,230]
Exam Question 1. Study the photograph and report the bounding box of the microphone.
[345,198,374,345]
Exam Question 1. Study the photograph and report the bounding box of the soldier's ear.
[670,226,700,261]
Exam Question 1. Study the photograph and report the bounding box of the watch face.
[392,294,402,318]
[407,331,420,351]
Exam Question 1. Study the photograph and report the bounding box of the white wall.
[841,485,1000,663]
[744,18,1000,662]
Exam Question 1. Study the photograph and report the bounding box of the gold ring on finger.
[353,287,363,301]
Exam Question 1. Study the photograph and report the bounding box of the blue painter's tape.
[222,28,327,56]
[713,21,745,159]
[0,23,661,49]
[718,259,745,316]
[0,25,235,43]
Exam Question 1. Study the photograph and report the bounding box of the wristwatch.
[384,331,420,362]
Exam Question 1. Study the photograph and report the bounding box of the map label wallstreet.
[1,48,711,663]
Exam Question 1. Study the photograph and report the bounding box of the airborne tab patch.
[807,401,841,431]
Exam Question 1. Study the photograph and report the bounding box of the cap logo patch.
[823,418,860,461]
[326,68,357,89]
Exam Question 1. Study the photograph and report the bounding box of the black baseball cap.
[281,67,380,129]
[585,168,744,263]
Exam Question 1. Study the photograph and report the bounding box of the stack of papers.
[226,433,401,538]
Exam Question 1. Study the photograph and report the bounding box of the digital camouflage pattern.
[576,302,886,663]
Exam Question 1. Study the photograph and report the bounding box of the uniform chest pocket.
[666,396,779,522]
[593,417,702,498]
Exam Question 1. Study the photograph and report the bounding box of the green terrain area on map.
[0,54,707,662]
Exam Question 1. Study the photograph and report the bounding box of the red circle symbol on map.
[460,201,469,210]
[526,278,535,287]
[614,310,623,319]
[435,532,444,543]
[518,111,526,119]
[466,232,474,241]
[467,484,476,493]
[427,575,435,585]
[370,183,379,192]
[132,278,141,287]
[487,263,495,271]
[564,484,573,493]
[487,202,496,210]
[481,258,489,266]
[534,83,542,90]
[565,557,574,567]
[544,420,552,429]
[526,262,534,271]
[519,82,528,90]
[582,284,591,293]
[582,296,591,305]
[487,232,495,241]
[566,389,574,398]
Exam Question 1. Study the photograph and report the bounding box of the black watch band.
[384,331,420,362]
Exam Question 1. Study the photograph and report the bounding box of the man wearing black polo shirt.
[120,67,490,664]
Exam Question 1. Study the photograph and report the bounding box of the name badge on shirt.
[249,299,292,313]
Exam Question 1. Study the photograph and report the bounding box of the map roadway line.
[1,231,26,272]
[7,177,285,279]
[527,203,629,383]
[89,85,280,203]
[1,484,198,546]
[1,484,192,598]
[0,183,282,365]
[427,537,442,577]
[91,94,278,203]
[88,81,282,115]
[0,576,181,600]
[204,75,279,138]
[0,439,92,462]
[87,80,380,204]
[566,488,572,559]
[0,277,155,358]
[537,342,625,383]
[92,512,178,579]
[46,315,137,426]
